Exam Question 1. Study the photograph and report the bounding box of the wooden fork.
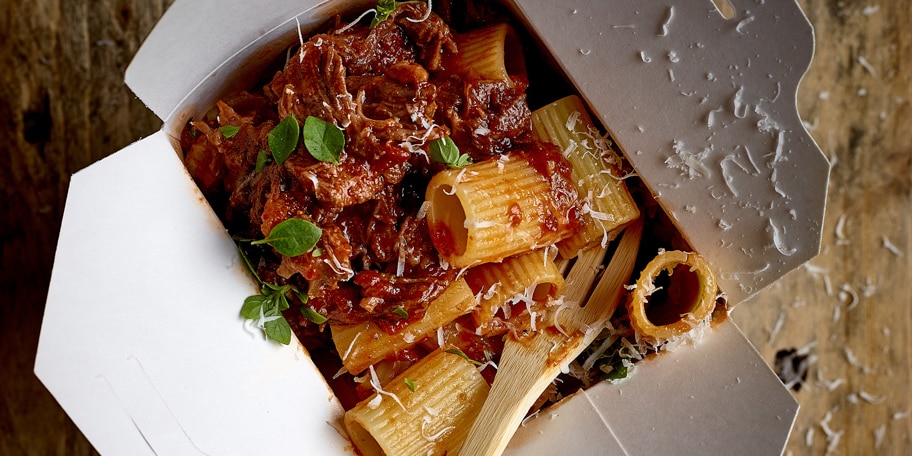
[458,220,643,456]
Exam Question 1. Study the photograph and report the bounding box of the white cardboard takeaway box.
[35,0,827,454]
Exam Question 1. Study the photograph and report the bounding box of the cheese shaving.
[420,419,454,442]
[819,410,843,455]
[406,0,433,23]
[882,235,903,256]
[342,331,362,361]
[368,364,410,413]
[658,6,674,36]
[336,8,377,34]
[843,346,872,374]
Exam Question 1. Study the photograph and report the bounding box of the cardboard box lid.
[505,319,798,455]
[506,0,829,305]
[35,133,351,455]
[37,0,823,454]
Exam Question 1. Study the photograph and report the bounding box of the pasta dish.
[180,1,725,454]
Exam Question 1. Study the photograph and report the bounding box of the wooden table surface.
[1,1,908,455]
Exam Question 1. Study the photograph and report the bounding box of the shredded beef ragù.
[181,3,579,336]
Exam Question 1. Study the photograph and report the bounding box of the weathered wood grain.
[0,1,172,455]
[0,0,907,455]
[733,0,912,454]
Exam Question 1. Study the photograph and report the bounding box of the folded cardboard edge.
[35,132,352,455]
[505,318,799,455]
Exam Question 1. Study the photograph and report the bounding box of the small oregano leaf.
[301,306,328,325]
[220,125,240,138]
[268,114,300,165]
[303,116,344,165]
[429,137,471,168]
[444,348,483,366]
[251,218,322,257]
[371,0,400,27]
[255,150,271,172]
[264,315,292,345]
[241,295,267,319]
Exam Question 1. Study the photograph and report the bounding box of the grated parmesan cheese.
[368,364,409,412]
[658,6,674,36]
[882,235,903,256]
[819,409,843,455]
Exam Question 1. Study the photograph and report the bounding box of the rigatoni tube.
[331,278,476,375]
[531,95,640,257]
[625,250,718,341]
[344,349,490,456]
[425,145,581,269]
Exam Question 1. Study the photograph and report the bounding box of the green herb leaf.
[301,306,328,325]
[303,116,344,165]
[264,315,292,345]
[239,282,297,345]
[251,218,322,257]
[273,289,291,312]
[603,363,629,381]
[268,114,300,165]
[220,125,240,138]
[404,378,417,392]
[392,306,409,319]
[371,0,400,27]
[444,348,483,366]
[429,137,471,168]
[241,294,267,319]
[255,150,271,172]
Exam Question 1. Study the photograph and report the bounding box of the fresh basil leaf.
[444,348,483,366]
[252,218,322,257]
[220,125,240,138]
[429,137,471,168]
[264,315,292,345]
[301,306,328,324]
[268,114,300,165]
[404,378,416,392]
[303,116,344,165]
[392,306,409,319]
[241,295,266,319]
[255,150,271,172]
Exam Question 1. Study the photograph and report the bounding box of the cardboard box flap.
[34,132,350,455]
[505,319,799,455]
[510,0,829,304]
[38,0,822,454]
[125,0,373,126]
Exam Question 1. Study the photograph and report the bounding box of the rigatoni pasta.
[465,249,565,336]
[531,96,640,257]
[625,250,718,341]
[449,23,526,87]
[425,148,580,269]
[332,278,476,375]
[344,349,490,456]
